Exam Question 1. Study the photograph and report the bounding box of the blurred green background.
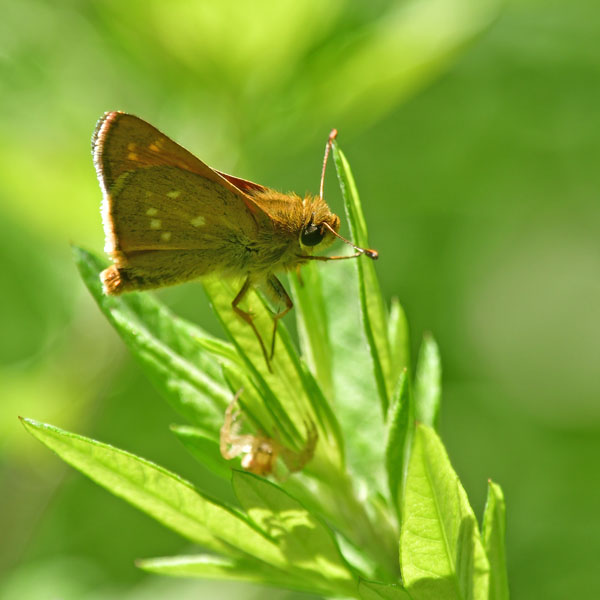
[1,0,599,598]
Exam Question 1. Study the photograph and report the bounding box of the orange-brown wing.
[93,112,272,254]
[101,167,265,254]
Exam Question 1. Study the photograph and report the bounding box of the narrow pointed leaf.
[138,554,332,596]
[290,262,334,398]
[359,580,412,600]
[195,336,242,365]
[232,470,357,596]
[388,297,410,386]
[21,418,286,567]
[414,333,442,429]
[385,370,414,518]
[170,425,231,480]
[74,246,230,434]
[401,425,489,600]
[169,425,238,507]
[332,144,392,414]
[482,481,509,600]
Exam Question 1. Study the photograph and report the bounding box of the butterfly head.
[299,195,378,260]
[298,195,340,252]
[300,212,340,249]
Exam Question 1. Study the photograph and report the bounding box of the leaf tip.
[19,416,38,428]
[70,243,87,263]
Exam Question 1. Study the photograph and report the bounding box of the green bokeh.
[1,0,599,598]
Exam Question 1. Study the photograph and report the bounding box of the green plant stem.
[333,473,400,581]
[289,471,400,581]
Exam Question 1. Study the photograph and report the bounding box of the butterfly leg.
[263,274,294,360]
[231,276,272,370]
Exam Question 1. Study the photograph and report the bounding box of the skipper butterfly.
[92,112,377,369]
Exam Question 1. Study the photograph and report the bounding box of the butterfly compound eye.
[301,223,325,246]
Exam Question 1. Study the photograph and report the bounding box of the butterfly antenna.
[322,222,378,260]
[319,129,338,201]
[319,129,378,261]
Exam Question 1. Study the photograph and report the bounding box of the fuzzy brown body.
[93,112,340,296]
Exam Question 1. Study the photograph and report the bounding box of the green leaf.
[414,333,442,429]
[138,554,332,596]
[232,470,357,596]
[202,275,344,476]
[74,246,230,435]
[288,259,399,579]
[482,481,510,600]
[333,144,392,414]
[359,579,412,600]
[20,418,286,568]
[195,336,242,365]
[290,262,334,399]
[385,370,414,519]
[169,424,237,507]
[311,258,384,486]
[388,297,410,386]
[170,425,231,481]
[400,425,489,600]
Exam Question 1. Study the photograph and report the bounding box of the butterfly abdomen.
[102,247,239,294]
[101,265,128,295]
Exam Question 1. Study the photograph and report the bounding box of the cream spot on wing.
[150,219,161,229]
[128,152,138,160]
[146,207,158,216]
[108,171,130,197]
[127,142,136,151]
[190,216,205,227]
[160,231,172,242]
[149,143,159,152]
[167,190,181,199]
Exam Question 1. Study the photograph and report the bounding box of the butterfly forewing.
[93,112,205,187]
[93,112,269,222]
[93,112,276,290]
[105,166,258,253]
[95,113,236,191]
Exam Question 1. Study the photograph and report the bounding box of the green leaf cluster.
[23,143,508,599]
